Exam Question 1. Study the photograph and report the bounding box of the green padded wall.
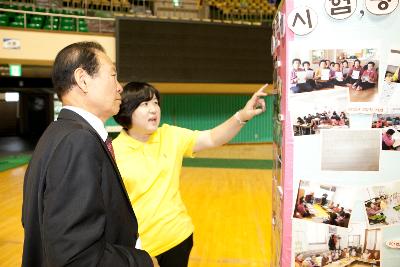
[106,94,274,143]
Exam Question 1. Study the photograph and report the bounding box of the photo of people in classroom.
[293,220,381,267]
[289,87,350,136]
[293,180,354,228]
[371,113,400,151]
[363,181,400,227]
[289,48,379,102]
[293,111,349,136]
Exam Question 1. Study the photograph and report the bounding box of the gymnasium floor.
[0,144,272,267]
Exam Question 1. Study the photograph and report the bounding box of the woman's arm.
[193,86,267,152]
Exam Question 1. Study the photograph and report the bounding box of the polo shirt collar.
[121,128,160,149]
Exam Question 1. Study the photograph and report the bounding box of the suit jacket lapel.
[57,109,136,217]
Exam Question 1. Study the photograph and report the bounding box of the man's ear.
[74,68,88,93]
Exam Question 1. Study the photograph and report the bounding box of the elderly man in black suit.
[22,41,156,267]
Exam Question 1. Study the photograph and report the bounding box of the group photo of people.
[363,181,400,227]
[293,111,349,136]
[293,220,381,267]
[371,113,400,151]
[293,180,354,228]
[289,48,379,102]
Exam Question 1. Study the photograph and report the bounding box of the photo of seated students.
[340,58,379,102]
[352,61,378,91]
[289,48,379,101]
[290,58,314,93]
[293,111,349,136]
[293,180,354,228]
[363,181,400,227]
[292,220,381,267]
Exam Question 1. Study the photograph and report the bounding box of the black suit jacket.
[22,109,153,267]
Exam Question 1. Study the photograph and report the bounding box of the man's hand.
[151,257,160,267]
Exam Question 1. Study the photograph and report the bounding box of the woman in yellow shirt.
[112,82,266,267]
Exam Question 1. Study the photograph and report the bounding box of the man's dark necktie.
[105,137,115,160]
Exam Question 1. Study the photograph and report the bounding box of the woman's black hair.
[113,82,160,130]
[386,129,395,135]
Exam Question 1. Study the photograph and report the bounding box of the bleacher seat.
[49,8,62,14]
[60,24,75,31]
[30,16,44,24]
[206,0,276,23]
[78,25,88,32]
[101,0,111,10]
[0,18,8,26]
[111,0,121,11]
[21,6,33,12]
[0,12,8,21]
[74,9,84,15]
[43,23,58,30]
[72,0,82,8]
[120,0,131,11]
[14,14,25,22]
[27,22,41,29]
[0,0,275,32]
[35,7,46,13]
[90,0,101,10]
[9,20,23,27]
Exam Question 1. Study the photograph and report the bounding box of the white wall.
[0,29,115,63]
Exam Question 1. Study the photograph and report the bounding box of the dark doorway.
[0,73,54,157]
[19,92,54,139]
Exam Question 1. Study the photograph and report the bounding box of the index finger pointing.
[258,83,269,92]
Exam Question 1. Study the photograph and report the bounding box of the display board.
[273,1,400,266]
[116,17,272,83]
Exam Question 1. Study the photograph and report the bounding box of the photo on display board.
[363,181,400,228]
[385,65,400,83]
[293,110,349,136]
[321,129,381,171]
[289,87,350,137]
[293,180,355,228]
[289,48,379,103]
[293,219,381,267]
[380,48,400,107]
[385,49,400,84]
[371,113,400,151]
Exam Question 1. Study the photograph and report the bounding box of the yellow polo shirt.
[112,124,199,256]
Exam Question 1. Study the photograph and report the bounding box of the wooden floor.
[0,166,24,267]
[0,144,272,267]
